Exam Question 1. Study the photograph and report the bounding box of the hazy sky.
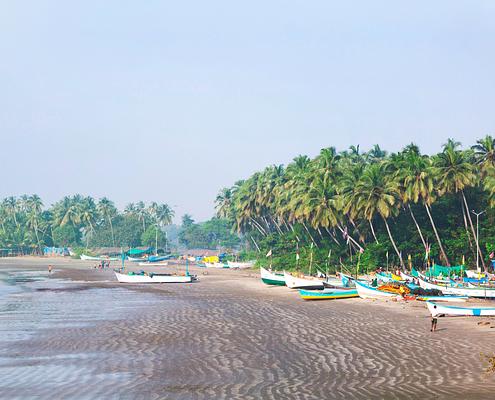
[1,1,494,221]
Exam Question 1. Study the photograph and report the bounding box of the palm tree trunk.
[324,226,341,246]
[250,235,261,252]
[369,220,379,244]
[424,203,450,266]
[462,191,487,271]
[337,224,364,253]
[302,221,319,248]
[382,217,405,268]
[109,217,116,247]
[250,218,267,236]
[34,223,42,255]
[461,201,477,262]
[408,204,426,250]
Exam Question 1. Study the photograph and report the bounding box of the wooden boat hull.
[284,271,324,290]
[427,301,495,316]
[355,280,397,299]
[418,277,495,298]
[260,267,285,286]
[227,261,254,269]
[115,272,192,283]
[299,288,358,300]
[416,296,468,302]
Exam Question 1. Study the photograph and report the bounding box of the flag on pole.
[359,247,364,254]
[296,252,300,261]
[490,252,494,259]
[462,255,466,265]
[266,249,272,257]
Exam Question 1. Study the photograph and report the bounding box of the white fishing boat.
[260,266,286,286]
[283,271,324,290]
[81,254,119,261]
[427,301,495,317]
[138,262,168,266]
[354,280,397,299]
[213,262,229,269]
[416,295,468,302]
[465,270,486,279]
[114,271,193,283]
[418,277,495,298]
[128,256,146,262]
[227,261,254,269]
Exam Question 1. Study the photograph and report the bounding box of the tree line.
[215,137,495,272]
[0,195,174,253]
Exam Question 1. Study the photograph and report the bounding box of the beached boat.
[138,262,169,266]
[284,271,325,290]
[416,295,468,302]
[299,288,358,300]
[213,262,229,269]
[260,267,286,286]
[80,254,118,261]
[114,271,193,283]
[418,277,495,298]
[426,301,495,317]
[227,261,254,269]
[147,255,172,263]
[128,256,146,262]
[354,280,397,299]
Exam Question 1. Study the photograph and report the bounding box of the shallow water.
[0,268,160,399]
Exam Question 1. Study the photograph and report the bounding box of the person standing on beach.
[48,265,53,273]
[431,305,438,332]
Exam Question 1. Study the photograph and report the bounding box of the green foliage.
[179,218,240,249]
[52,225,80,247]
[216,137,495,271]
[141,225,167,249]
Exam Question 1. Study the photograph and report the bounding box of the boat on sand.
[284,271,324,290]
[355,280,397,299]
[260,267,285,286]
[299,288,358,300]
[114,271,194,283]
[427,301,495,317]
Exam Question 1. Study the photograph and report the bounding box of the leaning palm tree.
[97,197,117,247]
[433,139,483,268]
[472,135,495,176]
[348,163,405,268]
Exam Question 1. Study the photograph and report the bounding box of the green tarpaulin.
[427,263,464,277]
[127,247,153,255]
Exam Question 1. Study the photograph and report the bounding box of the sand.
[1,257,495,399]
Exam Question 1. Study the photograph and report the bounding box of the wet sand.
[1,257,495,399]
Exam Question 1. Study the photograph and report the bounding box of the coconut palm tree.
[472,135,495,175]
[3,197,19,227]
[349,163,405,268]
[97,197,117,247]
[26,195,43,253]
[433,139,482,268]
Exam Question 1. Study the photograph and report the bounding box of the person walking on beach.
[431,305,438,332]
[48,265,53,273]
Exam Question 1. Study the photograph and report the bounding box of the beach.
[1,258,495,399]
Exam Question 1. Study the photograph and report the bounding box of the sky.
[1,1,494,222]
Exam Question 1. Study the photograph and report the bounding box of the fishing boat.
[416,295,468,302]
[283,271,325,290]
[299,288,358,300]
[418,277,495,298]
[128,256,146,262]
[147,255,172,263]
[260,267,286,286]
[114,271,194,283]
[354,280,397,299]
[227,261,254,269]
[213,262,229,269]
[138,262,168,266]
[426,301,495,317]
[80,254,118,261]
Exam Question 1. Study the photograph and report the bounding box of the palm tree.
[26,195,43,253]
[97,198,117,247]
[472,135,495,175]
[135,201,148,233]
[434,139,482,268]
[349,163,405,268]
[79,197,98,248]
[3,197,19,227]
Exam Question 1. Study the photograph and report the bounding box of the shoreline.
[1,257,495,399]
